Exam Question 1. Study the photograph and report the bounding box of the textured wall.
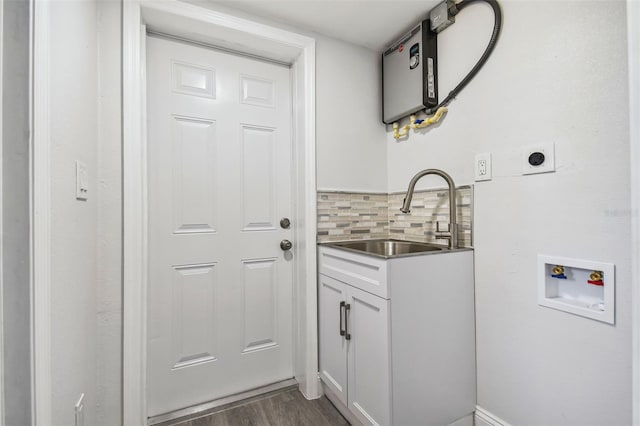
[49,1,99,424]
[96,1,122,424]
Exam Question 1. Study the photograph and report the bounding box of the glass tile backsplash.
[317,186,473,247]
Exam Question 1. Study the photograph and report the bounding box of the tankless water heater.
[382,20,438,124]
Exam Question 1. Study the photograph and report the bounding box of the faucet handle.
[435,222,452,244]
[435,221,450,233]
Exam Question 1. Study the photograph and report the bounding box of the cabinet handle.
[345,303,351,340]
[339,301,346,336]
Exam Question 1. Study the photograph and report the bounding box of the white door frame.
[629,1,640,424]
[32,0,53,423]
[0,0,4,422]
[122,1,318,424]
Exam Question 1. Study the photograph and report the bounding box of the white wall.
[387,1,632,424]
[627,0,640,423]
[96,1,122,424]
[49,1,99,424]
[48,1,122,425]
[316,36,387,192]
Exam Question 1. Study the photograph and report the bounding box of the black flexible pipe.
[425,0,502,114]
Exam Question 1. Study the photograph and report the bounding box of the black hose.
[425,0,502,115]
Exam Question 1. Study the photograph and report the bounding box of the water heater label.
[427,57,435,98]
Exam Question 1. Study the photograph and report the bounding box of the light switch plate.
[475,153,492,181]
[76,161,88,200]
[523,142,555,175]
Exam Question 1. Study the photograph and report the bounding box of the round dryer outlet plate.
[523,143,555,175]
[528,152,545,166]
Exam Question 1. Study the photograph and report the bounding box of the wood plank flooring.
[174,389,350,426]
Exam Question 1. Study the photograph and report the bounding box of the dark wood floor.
[174,389,350,426]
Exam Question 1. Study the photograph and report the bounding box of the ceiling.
[212,1,441,51]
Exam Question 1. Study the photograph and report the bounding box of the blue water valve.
[551,265,567,279]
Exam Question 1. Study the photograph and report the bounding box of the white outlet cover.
[475,152,492,181]
[522,142,555,175]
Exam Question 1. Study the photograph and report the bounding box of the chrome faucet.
[400,169,458,249]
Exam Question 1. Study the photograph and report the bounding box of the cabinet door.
[346,286,391,426]
[318,274,348,406]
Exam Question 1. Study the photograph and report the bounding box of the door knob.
[280,240,293,251]
[280,218,291,229]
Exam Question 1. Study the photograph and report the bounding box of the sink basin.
[326,239,446,258]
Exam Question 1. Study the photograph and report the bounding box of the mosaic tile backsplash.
[317,192,389,240]
[317,186,473,248]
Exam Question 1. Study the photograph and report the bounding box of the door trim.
[32,0,53,423]
[122,2,318,424]
[629,1,640,424]
[0,0,4,422]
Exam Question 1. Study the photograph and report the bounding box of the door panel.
[170,116,217,234]
[347,286,391,426]
[171,263,218,369]
[318,275,348,406]
[146,35,293,416]
[241,258,278,353]
[240,125,277,231]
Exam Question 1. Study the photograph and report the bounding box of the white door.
[347,286,391,426]
[146,35,294,416]
[318,274,348,406]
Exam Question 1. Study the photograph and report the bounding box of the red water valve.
[588,271,604,286]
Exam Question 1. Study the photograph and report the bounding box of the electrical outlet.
[75,393,85,426]
[475,153,492,181]
[523,142,555,175]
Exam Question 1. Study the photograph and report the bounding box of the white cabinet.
[318,245,476,426]
[318,274,391,426]
[318,275,348,405]
[346,285,391,426]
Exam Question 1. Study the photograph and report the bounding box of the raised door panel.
[240,125,277,231]
[171,115,217,234]
[318,274,348,406]
[172,61,216,99]
[347,286,391,426]
[171,263,218,370]
[241,258,279,353]
[240,75,275,108]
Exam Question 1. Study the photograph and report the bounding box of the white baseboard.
[475,406,512,426]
